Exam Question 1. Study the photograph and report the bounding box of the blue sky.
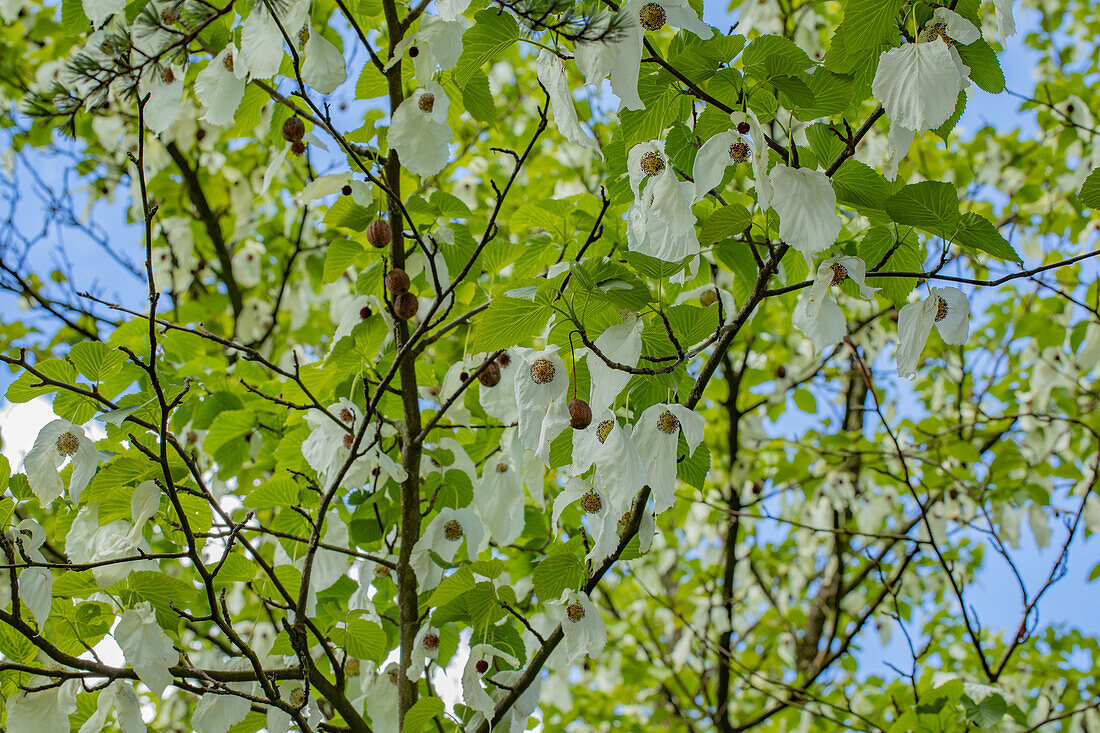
[1,0,1097,694]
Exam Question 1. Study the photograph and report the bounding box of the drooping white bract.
[405,624,441,681]
[195,46,246,127]
[462,643,519,720]
[768,165,843,263]
[632,403,705,513]
[435,0,470,21]
[586,313,642,412]
[24,418,98,504]
[513,346,571,464]
[115,601,177,697]
[65,480,160,588]
[993,0,1016,44]
[389,81,452,178]
[793,256,878,351]
[362,664,400,733]
[473,437,527,547]
[387,14,469,82]
[626,141,700,274]
[552,477,620,563]
[467,668,541,733]
[78,681,145,733]
[239,0,309,80]
[553,589,606,662]
[479,351,519,423]
[895,286,971,379]
[537,49,600,154]
[83,0,122,25]
[302,29,347,94]
[693,110,771,207]
[570,409,644,513]
[191,659,252,733]
[6,678,79,733]
[872,8,979,177]
[301,399,407,490]
[410,507,484,590]
[435,354,481,426]
[9,519,52,627]
[331,294,395,357]
[232,239,265,288]
[577,0,712,111]
[236,297,274,342]
[139,64,183,134]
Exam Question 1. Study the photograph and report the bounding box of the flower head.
[553,589,606,661]
[793,256,879,351]
[895,286,971,379]
[411,507,484,590]
[632,403,705,513]
[389,81,452,178]
[693,110,772,206]
[462,644,519,720]
[405,624,442,681]
[195,46,246,127]
[552,478,621,563]
[25,418,99,504]
[513,346,570,464]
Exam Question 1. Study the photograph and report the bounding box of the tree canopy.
[2,0,1100,730]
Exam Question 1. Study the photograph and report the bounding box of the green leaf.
[533,551,586,603]
[963,693,1008,727]
[428,566,475,608]
[568,259,652,311]
[324,196,374,232]
[453,9,518,89]
[825,0,905,74]
[403,697,444,733]
[245,476,300,510]
[341,618,387,663]
[741,34,812,78]
[323,238,367,283]
[701,205,752,245]
[470,296,552,352]
[953,212,1021,263]
[461,70,497,124]
[1080,167,1100,209]
[933,90,967,142]
[858,226,921,306]
[956,39,1005,93]
[61,0,90,35]
[69,342,127,382]
[831,161,894,214]
[885,181,960,232]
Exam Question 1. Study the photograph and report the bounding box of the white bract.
[410,507,484,590]
[479,351,519,422]
[195,46,245,127]
[473,440,527,546]
[577,0,711,110]
[626,141,700,274]
[301,399,407,489]
[586,313,642,411]
[895,286,971,379]
[513,346,570,464]
[24,418,98,504]
[693,111,771,206]
[768,165,843,263]
[6,678,79,733]
[993,0,1016,44]
[9,519,52,627]
[389,82,452,178]
[570,409,645,513]
[462,644,519,719]
[872,8,979,177]
[405,624,441,681]
[115,601,177,697]
[553,589,607,661]
[552,478,620,563]
[239,0,309,79]
[83,0,122,25]
[793,256,878,351]
[387,14,468,82]
[302,29,347,94]
[632,403,705,513]
[537,49,600,153]
[79,681,145,733]
[231,239,265,288]
[66,480,161,587]
[139,64,183,134]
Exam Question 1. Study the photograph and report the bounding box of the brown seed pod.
[385,268,411,293]
[478,362,501,387]
[366,220,391,248]
[568,399,593,430]
[776,365,787,379]
[341,184,352,196]
[282,116,305,143]
[475,660,489,674]
[700,289,718,307]
[393,291,419,320]
[290,140,306,156]
[736,121,751,134]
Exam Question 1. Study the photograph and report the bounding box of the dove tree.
[3,0,1100,730]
